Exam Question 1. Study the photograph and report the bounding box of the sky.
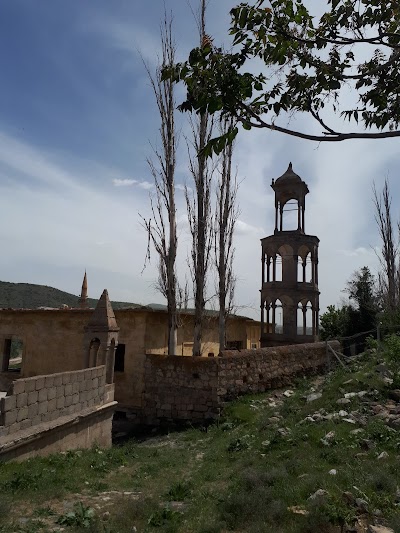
[0,0,399,320]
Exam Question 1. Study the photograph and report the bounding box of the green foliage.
[4,351,400,531]
[320,305,350,340]
[321,266,378,340]
[165,481,192,501]
[383,333,400,361]
[169,0,400,146]
[306,496,356,532]
[56,502,95,529]
[227,435,252,452]
[147,506,182,528]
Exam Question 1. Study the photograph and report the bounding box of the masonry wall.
[0,308,261,412]
[142,341,339,424]
[0,309,90,377]
[143,355,219,424]
[218,342,335,399]
[0,366,107,437]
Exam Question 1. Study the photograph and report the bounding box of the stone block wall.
[218,342,337,399]
[0,366,107,438]
[142,341,338,424]
[142,355,219,424]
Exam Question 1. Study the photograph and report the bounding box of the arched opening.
[262,300,272,334]
[274,254,282,281]
[281,199,299,231]
[274,299,283,334]
[305,301,312,335]
[88,338,101,367]
[304,252,313,283]
[297,256,303,283]
[297,303,305,335]
[297,245,311,283]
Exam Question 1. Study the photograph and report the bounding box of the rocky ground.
[1,347,400,532]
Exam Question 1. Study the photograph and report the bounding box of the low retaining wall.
[143,356,219,425]
[0,367,116,461]
[142,341,339,425]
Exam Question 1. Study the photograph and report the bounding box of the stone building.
[0,289,117,460]
[0,278,261,418]
[260,163,320,346]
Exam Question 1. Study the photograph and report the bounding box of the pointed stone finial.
[86,289,119,332]
[79,271,88,309]
[288,162,292,170]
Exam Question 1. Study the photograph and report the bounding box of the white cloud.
[235,219,265,236]
[113,178,138,187]
[137,181,154,190]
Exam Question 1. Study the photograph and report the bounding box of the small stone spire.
[79,271,88,309]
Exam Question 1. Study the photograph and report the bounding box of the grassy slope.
[0,281,139,310]
[1,347,400,532]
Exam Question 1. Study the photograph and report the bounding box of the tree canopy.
[166,0,400,154]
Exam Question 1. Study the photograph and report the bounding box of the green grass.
[1,348,400,532]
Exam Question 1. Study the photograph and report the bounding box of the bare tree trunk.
[187,0,214,356]
[141,13,178,355]
[215,119,239,353]
[373,179,399,313]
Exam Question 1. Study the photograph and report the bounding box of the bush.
[383,333,400,361]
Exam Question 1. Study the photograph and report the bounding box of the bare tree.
[142,14,179,355]
[186,0,214,356]
[373,179,399,314]
[214,118,239,353]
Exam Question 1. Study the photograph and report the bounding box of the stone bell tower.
[260,163,320,347]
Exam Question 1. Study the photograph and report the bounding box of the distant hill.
[0,281,141,310]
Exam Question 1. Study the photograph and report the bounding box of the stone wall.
[218,342,335,399]
[0,366,107,437]
[0,309,260,415]
[142,341,339,424]
[142,355,219,425]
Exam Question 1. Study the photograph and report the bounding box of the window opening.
[114,343,125,372]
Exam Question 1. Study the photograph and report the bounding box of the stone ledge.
[0,401,117,456]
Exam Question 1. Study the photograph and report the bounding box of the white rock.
[368,525,394,533]
[337,398,351,405]
[377,451,389,460]
[338,410,348,417]
[283,390,294,397]
[328,469,337,475]
[350,428,364,435]
[307,392,322,402]
[308,489,328,501]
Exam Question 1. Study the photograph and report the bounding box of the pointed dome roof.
[86,289,119,332]
[275,162,302,184]
[80,271,88,298]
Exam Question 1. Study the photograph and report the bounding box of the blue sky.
[0,0,399,319]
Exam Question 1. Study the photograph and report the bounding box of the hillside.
[1,341,400,531]
[0,281,140,310]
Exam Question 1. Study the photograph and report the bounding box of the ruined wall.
[0,366,107,437]
[218,342,336,399]
[142,355,219,424]
[0,309,90,377]
[0,307,261,412]
[142,341,338,424]
[0,366,115,461]
[113,311,147,409]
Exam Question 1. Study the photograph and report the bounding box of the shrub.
[56,502,95,529]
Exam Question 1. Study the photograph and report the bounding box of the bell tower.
[260,163,320,347]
